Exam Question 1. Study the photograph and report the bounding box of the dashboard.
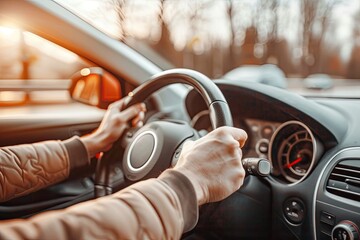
[190,107,321,186]
[185,79,360,240]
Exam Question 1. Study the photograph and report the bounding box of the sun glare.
[0,26,19,36]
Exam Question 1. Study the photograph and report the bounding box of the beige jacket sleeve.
[0,138,198,239]
[0,170,198,240]
[0,137,89,203]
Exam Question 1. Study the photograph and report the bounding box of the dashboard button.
[321,211,336,226]
[256,138,269,156]
[261,125,273,138]
[283,198,305,224]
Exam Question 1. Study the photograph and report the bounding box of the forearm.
[0,137,89,203]
[0,170,198,240]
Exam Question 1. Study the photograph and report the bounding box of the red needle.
[284,157,303,169]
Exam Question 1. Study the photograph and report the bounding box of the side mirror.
[69,67,122,109]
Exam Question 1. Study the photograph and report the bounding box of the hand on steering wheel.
[93,69,240,198]
[174,126,247,205]
[81,97,146,158]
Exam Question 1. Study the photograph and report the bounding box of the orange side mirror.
[69,67,121,109]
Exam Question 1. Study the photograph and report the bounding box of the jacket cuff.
[63,136,90,178]
[159,169,199,232]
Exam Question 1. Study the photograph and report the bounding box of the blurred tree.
[299,0,342,76]
[103,0,359,79]
[224,0,238,73]
[347,6,360,79]
[347,45,360,79]
[111,0,127,40]
[300,0,318,75]
[152,0,183,67]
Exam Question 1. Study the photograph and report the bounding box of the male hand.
[174,126,247,205]
[82,97,146,157]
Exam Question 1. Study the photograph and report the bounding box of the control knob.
[332,221,359,240]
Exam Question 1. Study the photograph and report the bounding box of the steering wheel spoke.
[94,139,127,197]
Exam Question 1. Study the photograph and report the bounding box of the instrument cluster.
[239,119,319,184]
[190,109,320,184]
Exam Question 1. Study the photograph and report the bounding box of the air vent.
[326,159,360,201]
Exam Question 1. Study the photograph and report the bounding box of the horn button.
[128,131,156,170]
[123,121,195,181]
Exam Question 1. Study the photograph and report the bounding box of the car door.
[0,26,111,220]
[0,0,182,221]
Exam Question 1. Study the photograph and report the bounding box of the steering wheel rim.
[126,68,233,128]
[94,68,233,197]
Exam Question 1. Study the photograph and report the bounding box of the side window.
[0,26,92,105]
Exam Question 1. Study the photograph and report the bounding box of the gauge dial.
[270,121,317,183]
[279,130,313,181]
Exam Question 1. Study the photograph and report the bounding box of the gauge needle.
[284,157,303,169]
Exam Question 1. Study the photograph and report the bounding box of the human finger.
[118,103,146,123]
[223,127,248,148]
[131,111,145,127]
[120,96,132,111]
[109,96,131,111]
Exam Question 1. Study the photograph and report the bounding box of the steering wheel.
[94,68,233,197]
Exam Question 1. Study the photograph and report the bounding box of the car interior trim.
[312,146,360,240]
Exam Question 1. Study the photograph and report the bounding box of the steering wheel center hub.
[127,131,157,171]
[122,121,196,182]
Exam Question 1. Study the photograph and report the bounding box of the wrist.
[158,169,199,231]
[63,136,91,176]
[81,132,107,158]
[175,167,206,205]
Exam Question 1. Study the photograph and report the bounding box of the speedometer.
[278,130,313,179]
[269,121,319,184]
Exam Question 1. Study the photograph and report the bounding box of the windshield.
[56,0,360,97]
